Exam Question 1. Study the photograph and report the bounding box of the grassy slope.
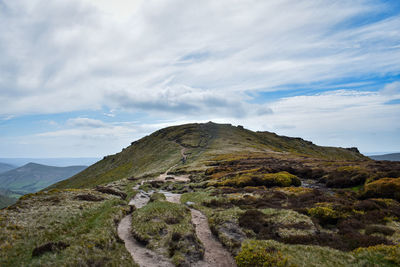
[50,122,366,190]
[0,179,139,267]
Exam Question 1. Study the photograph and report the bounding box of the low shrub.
[337,218,365,234]
[365,225,395,236]
[326,166,368,188]
[216,171,301,188]
[281,231,392,251]
[354,200,381,211]
[235,240,289,267]
[363,178,400,201]
[307,206,343,225]
[238,209,266,234]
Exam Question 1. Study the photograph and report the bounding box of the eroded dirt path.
[118,191,174,267]
[129,190,152,208]
[119,146,235,267]
[161,192,237,267]
[117,216,173,267]
[156,146,190,182]
[159,190,181,204]
[190,209,237,267]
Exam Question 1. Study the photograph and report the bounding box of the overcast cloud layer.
[0,0,399,157]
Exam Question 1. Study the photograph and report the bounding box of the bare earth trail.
[118,147,236,266]
[164,192,236,267]
[118,191,174,267]
[156,147,190,182]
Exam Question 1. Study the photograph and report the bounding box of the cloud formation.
[1,0,399,117]
[0,0,399,157]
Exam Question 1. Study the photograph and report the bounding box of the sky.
[0,0,399,158]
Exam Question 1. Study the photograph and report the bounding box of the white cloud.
[236,89,400,153]
[82,0,142,20]
[0,0,399,157]
[0,0,399,117]
[66,117,108,128]
[381,81,400,96]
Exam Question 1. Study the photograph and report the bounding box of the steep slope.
[50,122,366,189]
[370,153,400,161]
[0,163,87,194]
[0,162,16,174]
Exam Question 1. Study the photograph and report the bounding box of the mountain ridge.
[0,163,87,195]
[49,122,366,190]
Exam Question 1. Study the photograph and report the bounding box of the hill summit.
[50,122,365,189]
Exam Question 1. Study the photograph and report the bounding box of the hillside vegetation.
[3,122,400,266]
[50,122,365,190]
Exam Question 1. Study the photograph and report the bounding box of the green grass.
[212,171,301,188]
[237,239,354,267]
[131,199,203,265]
[236,239,400,267]
[48,135,182,189]
[0,187,137,266]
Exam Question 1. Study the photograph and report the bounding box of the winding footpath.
[117,148,236,267]
[118,191,174,267]
[164,192,236,267]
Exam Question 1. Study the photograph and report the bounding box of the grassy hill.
[0,163,87,195]
[50,122,366,189]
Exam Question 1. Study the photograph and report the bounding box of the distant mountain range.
[0,163,16,174]
[369,153,400,161]
[0,157,99,167]
[0,162,87,196]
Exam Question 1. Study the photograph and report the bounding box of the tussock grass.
[0,188,137,266]
[131,199,203,265]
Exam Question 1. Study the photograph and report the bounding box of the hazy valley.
[0,163,87,209]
